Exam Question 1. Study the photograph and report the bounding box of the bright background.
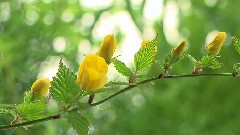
[1,0,240,135]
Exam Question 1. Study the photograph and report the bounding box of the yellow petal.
[31,78,50,98]
[172,40,187,58]
[97,34,117,63]
[205,32,227,56]
[77,54,108,92]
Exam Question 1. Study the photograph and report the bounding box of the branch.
[0,114,60,130]
[91,73,237,106]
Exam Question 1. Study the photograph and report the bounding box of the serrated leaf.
[68,111,89,135]
[50,60,82,105]
[134,38,157,71]
[201,56,223,69]
[24,91,32,103]
[233,36,240,54]
[16,101,46,120]
[233,63,240,72]
[0,108,12,115]
[156,60,165,73]
[113,59,133,78]
[164,54,172,69]
[185,53,198,67]
[0,104,16,115]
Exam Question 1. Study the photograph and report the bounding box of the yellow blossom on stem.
[172,40,187,59]
[205,32,227,56]
[77,54,108,92]
[31,78,50,99]
[97,34,117,64]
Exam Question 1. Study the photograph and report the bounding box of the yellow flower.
[205,32,227,56]
[31,78,50,99]
[77,54,108,92]
[97,34,117,64]
[140,39,157,55]
[172,40,187,58]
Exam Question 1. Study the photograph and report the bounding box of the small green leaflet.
[201,56,223,69]
[233,36,240,54]
[16,101,46,120]
[24,91,32,103]
[163,54,172,69]
[185,53,198,67]
[0,108,12,115]
[50,60,82,105]
[134,38,157,71]
[113,59,133,78]
[67,111,89,135]
[233,63,240,72]
[0,104,16,115]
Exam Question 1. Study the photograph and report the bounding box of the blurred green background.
[1,0,240,135]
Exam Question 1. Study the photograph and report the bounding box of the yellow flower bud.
[31,78,50,99]
[97,34,117,64]
[205,32,227,56]
[172,40,187,58]
[77,54,108,92]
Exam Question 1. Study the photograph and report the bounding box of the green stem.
[0,104,16,109]
[91,73,236,106]
[0,114,60,130]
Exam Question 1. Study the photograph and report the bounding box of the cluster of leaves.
[1,34,240,135]
[49,61,89,135]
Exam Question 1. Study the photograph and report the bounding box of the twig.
[91,73,236,106]
[0,114,60,130]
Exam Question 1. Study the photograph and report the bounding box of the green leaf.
[185,53,198,67]
[67,111,89,135]
[113,59,133,78]
[134,38,157,71]
[233,36,240,54]
[201,56,223,69]
[24,91,32,103]
[155,60,165,73]
[233,63,240,72]
[0,108,12,115]
[50,60,82,105]
[163,54,172,69]
[0,104,16,115]
[16,101,46,120]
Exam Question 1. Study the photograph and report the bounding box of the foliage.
[134,37,157,71]
[1,0,240,135]
[50,60,82,106]
[113,59,133,78]
[201,56,223,69]
[16,101,46,121]
[67,111,89,135]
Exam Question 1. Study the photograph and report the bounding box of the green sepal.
[24,91,32,103]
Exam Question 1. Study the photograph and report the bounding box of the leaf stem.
[91,73,236,106]
[0,104,16,109]
[0,114,60,130]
